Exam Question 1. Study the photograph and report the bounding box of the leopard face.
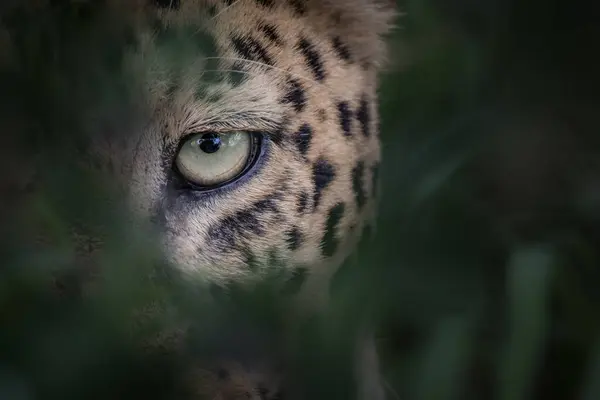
[1,0,396,398]
[127,0,394,288]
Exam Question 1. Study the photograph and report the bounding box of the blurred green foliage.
[1,0,599,399]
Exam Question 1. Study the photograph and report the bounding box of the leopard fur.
[1,0,397,398]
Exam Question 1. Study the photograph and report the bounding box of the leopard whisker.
[209,0,245,21]
[202,56,319,86]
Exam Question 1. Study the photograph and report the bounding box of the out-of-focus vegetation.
[1,0,598,399]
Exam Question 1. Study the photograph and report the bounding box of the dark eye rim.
[171,130,265,193]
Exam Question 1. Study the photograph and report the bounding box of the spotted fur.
[2,0,396,398]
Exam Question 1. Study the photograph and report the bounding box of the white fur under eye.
[175,131,251,186]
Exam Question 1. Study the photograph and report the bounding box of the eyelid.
[183,118,281,137]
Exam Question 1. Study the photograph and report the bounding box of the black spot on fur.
[297,192,309,214]
[225,0,235,5]
[231,35,274,66]
[154,0,180,9]
[312,159,336,210]
[256,0,274,8]
[207,195,280,249]
[332,36,352,62]
[322,203,345,257]
[208,5,217,16]
[208,210,263,249]
[294,123,312,155]
[371,163,380,197]
[259,23,283,46]
[357,96,371,137]
[297,38,326,81]
[337,101,352,137]
[352,161,367,210]
[285,227,303,251]
[253,195,280,213]
[282,78,306,112]
[288,0,306,15]
[282,267,308,295]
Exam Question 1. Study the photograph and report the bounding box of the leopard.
[0,0,397,398]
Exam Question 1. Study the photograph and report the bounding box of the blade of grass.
[498,245,555,400]
[414,316,473,400]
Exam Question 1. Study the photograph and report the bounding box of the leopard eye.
[175,131,260,188]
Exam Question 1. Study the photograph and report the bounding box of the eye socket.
[174,131,262,189]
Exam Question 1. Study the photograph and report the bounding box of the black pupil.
[198,133,222,154]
